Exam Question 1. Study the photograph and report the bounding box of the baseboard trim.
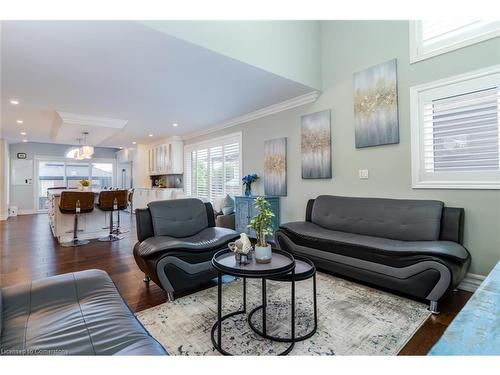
[182,91,320,140]
[458,272,485,292]
[17,209,36,215]
[0,214,9,221]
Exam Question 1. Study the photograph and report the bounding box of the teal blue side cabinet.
[235,196,280,239]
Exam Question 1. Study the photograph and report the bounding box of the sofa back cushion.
[148,198,208,238]
[311,195,444,241]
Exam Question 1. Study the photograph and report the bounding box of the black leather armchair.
[275,195,471,313]
[133,198,240,301]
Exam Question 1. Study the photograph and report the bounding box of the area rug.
[136,273,431,355]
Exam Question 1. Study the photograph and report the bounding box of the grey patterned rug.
[136,273,431,355]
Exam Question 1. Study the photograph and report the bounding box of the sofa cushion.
[221,194,235,215]
[279,221,469,263]
[0,269,166,355]
[148,198,208,238]
[212,196,225,215]
[311,195,444,241]
[136,227,240,258]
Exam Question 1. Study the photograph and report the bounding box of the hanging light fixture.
[71,133,94,160]
[79,132,94,159]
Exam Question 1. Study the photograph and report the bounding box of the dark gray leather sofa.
[275,195,471,313]
[0,269,167,355]
[133,198,240,301]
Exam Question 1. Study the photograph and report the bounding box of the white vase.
[254,244,272,264]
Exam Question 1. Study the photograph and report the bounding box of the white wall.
[185,21,500,276]
[0,139,10,220]
[9,142,118,213]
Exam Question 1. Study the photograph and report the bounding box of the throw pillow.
[222,194,235,215]
[212,196,224,215]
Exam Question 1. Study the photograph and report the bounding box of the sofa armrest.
[305,199,315,222]
[135,208,154,242]
[440,207,465,244]
[216,213,235,230]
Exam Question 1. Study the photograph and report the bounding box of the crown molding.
[56,111,128,129]
[182,91,320,140]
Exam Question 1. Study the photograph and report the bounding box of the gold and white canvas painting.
[353,59,399,148]
[301,110,331,179]
[264,137,287,196]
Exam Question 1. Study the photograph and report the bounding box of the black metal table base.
[210,272,296,356]
[247,273,317,343]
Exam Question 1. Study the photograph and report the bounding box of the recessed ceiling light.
[148,134,153,137]
[20,131,27,136]
[10,99,19,105]
[16,120,23,124]
[119,147,123,149]
[172,123,178,127]
[132,141,137,145]
[22,139,28,143]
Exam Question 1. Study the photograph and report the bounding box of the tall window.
[410,20,500,63]
[36,159,115,211]
[410,65,500,189]
[184,132,242,201]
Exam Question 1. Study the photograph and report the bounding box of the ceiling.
[0,21,314,148]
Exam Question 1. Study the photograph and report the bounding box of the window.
[35,158,115,211]
[410,20,500,63]
[410,65,500,189]
[184,132,242,201]
[91,163,114,189]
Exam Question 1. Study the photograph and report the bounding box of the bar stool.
[97,190,129,242]
[128,188,135,214]
[59,191,95,247]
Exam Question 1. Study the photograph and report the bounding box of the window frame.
[34,155,116,212]
[410,64,500,190]
[183,131,243,200]
[409,20,500,63]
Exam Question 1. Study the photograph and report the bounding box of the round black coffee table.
[211,248,296,356]
[247,256,317,342]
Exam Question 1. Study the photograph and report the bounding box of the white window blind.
[424,88,500,173]
[410,20,500,63]
[184,133,242,200]
[411,65,500,189]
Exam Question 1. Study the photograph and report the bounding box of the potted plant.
[79,179,91,191]
[242,174,259,197]
[249,197,274,263]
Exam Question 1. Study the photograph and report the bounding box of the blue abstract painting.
[353,59,399,148]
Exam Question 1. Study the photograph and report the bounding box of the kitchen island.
[47,190,131,243]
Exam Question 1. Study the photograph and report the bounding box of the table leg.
[217,271,222,350]
[243,277,247,313]
[313,273,318,331]
[262,278,267,335]
[291,269,295,345]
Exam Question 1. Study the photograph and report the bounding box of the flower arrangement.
[249,197,274,248]
[79,179,91,187]
[242,174,259,197]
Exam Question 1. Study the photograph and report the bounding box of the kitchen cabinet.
[148,137,183,175]
[132,188,184,210]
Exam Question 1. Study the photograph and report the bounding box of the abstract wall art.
[264,137,287,196]
[353,59,399,148]
[301,109,331,179]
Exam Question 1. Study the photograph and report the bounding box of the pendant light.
[79,131,94,159]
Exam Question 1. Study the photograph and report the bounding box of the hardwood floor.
[0,213,471,355]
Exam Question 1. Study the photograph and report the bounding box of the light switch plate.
[358,169,369,179]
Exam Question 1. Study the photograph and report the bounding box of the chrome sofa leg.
[167,292,175,302]
[429,300,440,314]
[143,275,151,283]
